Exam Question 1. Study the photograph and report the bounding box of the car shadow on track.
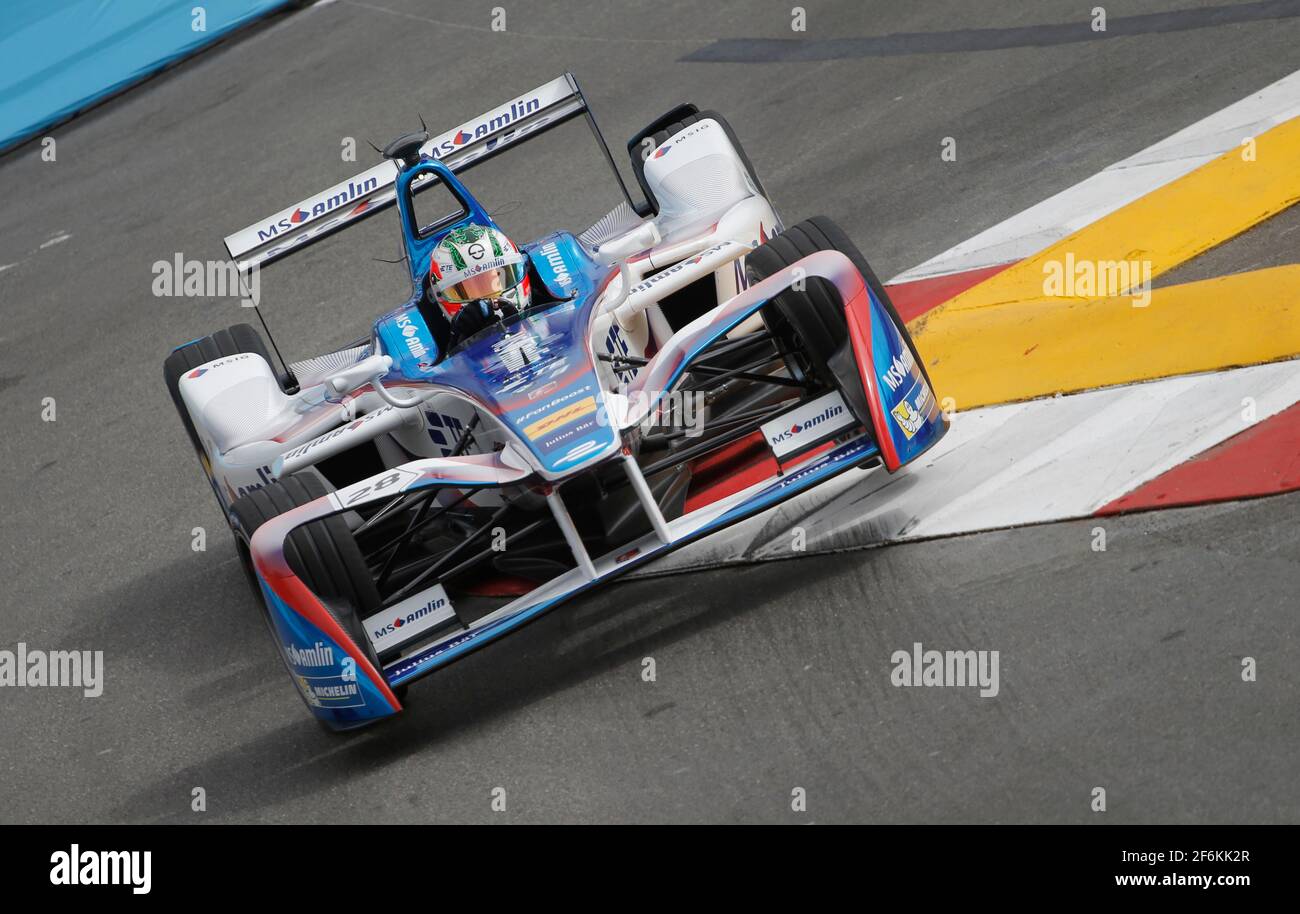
[93,541,842,822]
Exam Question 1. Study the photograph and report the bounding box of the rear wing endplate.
[224,73,633,271]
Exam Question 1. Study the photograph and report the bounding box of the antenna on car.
[256,307,299,394]
[380,128,430,170]
[237,272,299,393]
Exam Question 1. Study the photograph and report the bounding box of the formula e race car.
[164,74,947,729]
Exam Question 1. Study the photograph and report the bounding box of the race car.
[164,73,947,729]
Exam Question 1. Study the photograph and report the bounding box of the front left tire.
[227,473,383,672]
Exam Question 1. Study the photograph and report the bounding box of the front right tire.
[745,216,935,432]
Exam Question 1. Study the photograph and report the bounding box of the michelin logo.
[891,384,932,440]
[296,671,365,709]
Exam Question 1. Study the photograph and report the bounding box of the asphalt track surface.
[1,0,1298,823]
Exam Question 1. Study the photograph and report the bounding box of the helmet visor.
[437,260,527,304]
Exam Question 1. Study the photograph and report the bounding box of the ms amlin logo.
[50,845,151,894]
[769,400,844,448]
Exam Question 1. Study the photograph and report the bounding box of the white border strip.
[633,358,1300,575]
[890,69,1300,284]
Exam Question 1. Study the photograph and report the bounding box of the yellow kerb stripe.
[916,266,1300,409]
[909,116,1300,409]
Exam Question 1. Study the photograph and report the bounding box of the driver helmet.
[429,222,531,315]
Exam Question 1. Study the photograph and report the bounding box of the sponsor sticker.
[186,353,251,379]
[604,325,637,384]
[537,240,574,288]
[891,402,922,439]
[879,346,917,393]
[492,331,543,374]
[363,585,456,653]
[760,390,856,458]
[514,387,587,425]
[295,672,366,709]
[891,381,933,440]
[554,438,605,466]
[629,246,723,295]
[523,396,596,441]
[283,640,335,669]
[282,406,398,463]
[426,410,467,456]
[395,311,431,360]
[527,380,559,401]
[236,78,571,251]
[255,176,381,243]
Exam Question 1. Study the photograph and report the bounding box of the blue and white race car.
[164,74,947,729]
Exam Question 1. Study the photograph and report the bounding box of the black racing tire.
[228,473,384,674]
[745,215,934,398]
[163,324,280,502]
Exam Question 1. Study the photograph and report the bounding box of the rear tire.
[228,473,383,672]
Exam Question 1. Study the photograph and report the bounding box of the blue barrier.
[0,0,293,152]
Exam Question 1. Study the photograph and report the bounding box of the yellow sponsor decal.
[523,397,597,441]
[891,400,923,440]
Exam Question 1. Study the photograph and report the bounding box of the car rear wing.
[223,73,638,272]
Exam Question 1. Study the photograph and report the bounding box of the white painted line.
[890,68,1300,283]
[634,359,1300,574]
[38,231,71,249]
